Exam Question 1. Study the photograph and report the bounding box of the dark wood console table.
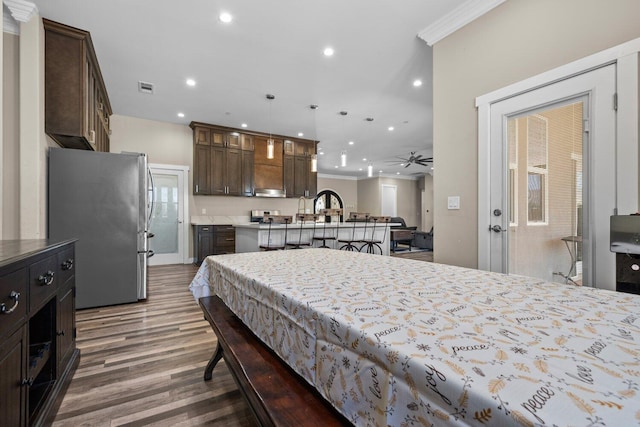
[199,295,350,426]
[0,239,79,426]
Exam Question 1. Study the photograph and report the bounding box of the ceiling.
[24,0,483,177]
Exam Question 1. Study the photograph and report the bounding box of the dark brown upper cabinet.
[43,19,112,152]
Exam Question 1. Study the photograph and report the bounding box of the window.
[527,115,548,224]
[507,119,518,226]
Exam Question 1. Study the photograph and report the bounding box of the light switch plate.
[447,196,460,210]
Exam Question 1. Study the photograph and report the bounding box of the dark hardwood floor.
[53,264,257,427]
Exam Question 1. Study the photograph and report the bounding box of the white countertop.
[190,215,250,225]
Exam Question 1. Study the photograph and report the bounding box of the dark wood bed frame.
[199,295,351,426]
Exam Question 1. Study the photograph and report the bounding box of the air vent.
[138,81,154,94]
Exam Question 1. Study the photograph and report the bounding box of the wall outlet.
[201,208,206,214]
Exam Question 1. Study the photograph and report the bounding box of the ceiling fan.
[386,152,433,168]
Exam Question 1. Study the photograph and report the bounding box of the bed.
[189,248,640,426]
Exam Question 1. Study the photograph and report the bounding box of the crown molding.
[318,173,358,181]
[417,0,505,46]
[3,0,38,24]
[3,4,19,34]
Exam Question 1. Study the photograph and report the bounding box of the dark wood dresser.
[0,239,79,426]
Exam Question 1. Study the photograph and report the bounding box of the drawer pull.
[61,258,74,270]
[38,271,55,286]
[0,291,20,315]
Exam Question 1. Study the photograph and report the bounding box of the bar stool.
[338,212,369,251]
[286,213,318,249]
[359,216,391,255]
[313,208,342,248]
[259,214,292,251]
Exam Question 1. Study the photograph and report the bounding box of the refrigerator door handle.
[148,168,155,226]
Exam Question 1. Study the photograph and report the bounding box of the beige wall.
[357,177,421,227]
[433,0,640,268]
[3,33,20,239]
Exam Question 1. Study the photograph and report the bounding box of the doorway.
[148,164,189,265]
[381,184,397,217]
[485,65,616,287]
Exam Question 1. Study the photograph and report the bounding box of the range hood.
[254,188,286,198]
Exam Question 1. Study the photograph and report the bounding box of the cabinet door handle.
[195,184,199,193]
[0,291,20,315]
[38,271,55,286]
[21,377,34,387]
[89,130,96,144]
[57,330,66,336]
[62,258,74,270]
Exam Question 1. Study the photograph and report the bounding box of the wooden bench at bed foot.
[199,295,351,427]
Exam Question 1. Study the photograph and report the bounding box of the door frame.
[148,163,190,265]
[476,39,640,282]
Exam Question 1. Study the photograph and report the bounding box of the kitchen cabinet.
[194,225,235,264]
[242,150,255,197]
[191,122,317,197]
[44,19,111,152]
[284,140,317,198]
[0,240,78,426]
[192,124,250,196]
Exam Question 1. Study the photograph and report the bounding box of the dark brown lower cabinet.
[0,239,78,426]
[194,225,236,264]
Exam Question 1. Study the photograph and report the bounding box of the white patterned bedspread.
[189,248,640,426]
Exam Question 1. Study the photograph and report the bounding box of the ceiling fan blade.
[404,163,411,168]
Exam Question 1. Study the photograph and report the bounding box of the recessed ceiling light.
[359,168,363,171]
[219,12,233,23]
[334,165,339,168]
[362,158,367,161]
[348,141,354,145]
[388,126,394,131]
[319,152,325,155]
[413,79,423,87]
[396,172,401,175]
[323,47,334,57]
[241,123,248,128]
[186,78,196,87]
[298,132,304,137]
[177,112,185,118]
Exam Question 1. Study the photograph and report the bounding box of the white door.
[148,164,189,265]
[381,184,397,217]
[487,65,616,288]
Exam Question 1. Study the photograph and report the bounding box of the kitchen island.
[234,221,395,255]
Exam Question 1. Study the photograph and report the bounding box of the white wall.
[433,0,640,268]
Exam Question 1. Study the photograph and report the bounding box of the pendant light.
[266,94,275,159]
[367,162,373,177]
[310,104,318,172]
[339,111,348,167]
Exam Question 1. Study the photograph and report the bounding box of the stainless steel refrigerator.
[48,148,153,309]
